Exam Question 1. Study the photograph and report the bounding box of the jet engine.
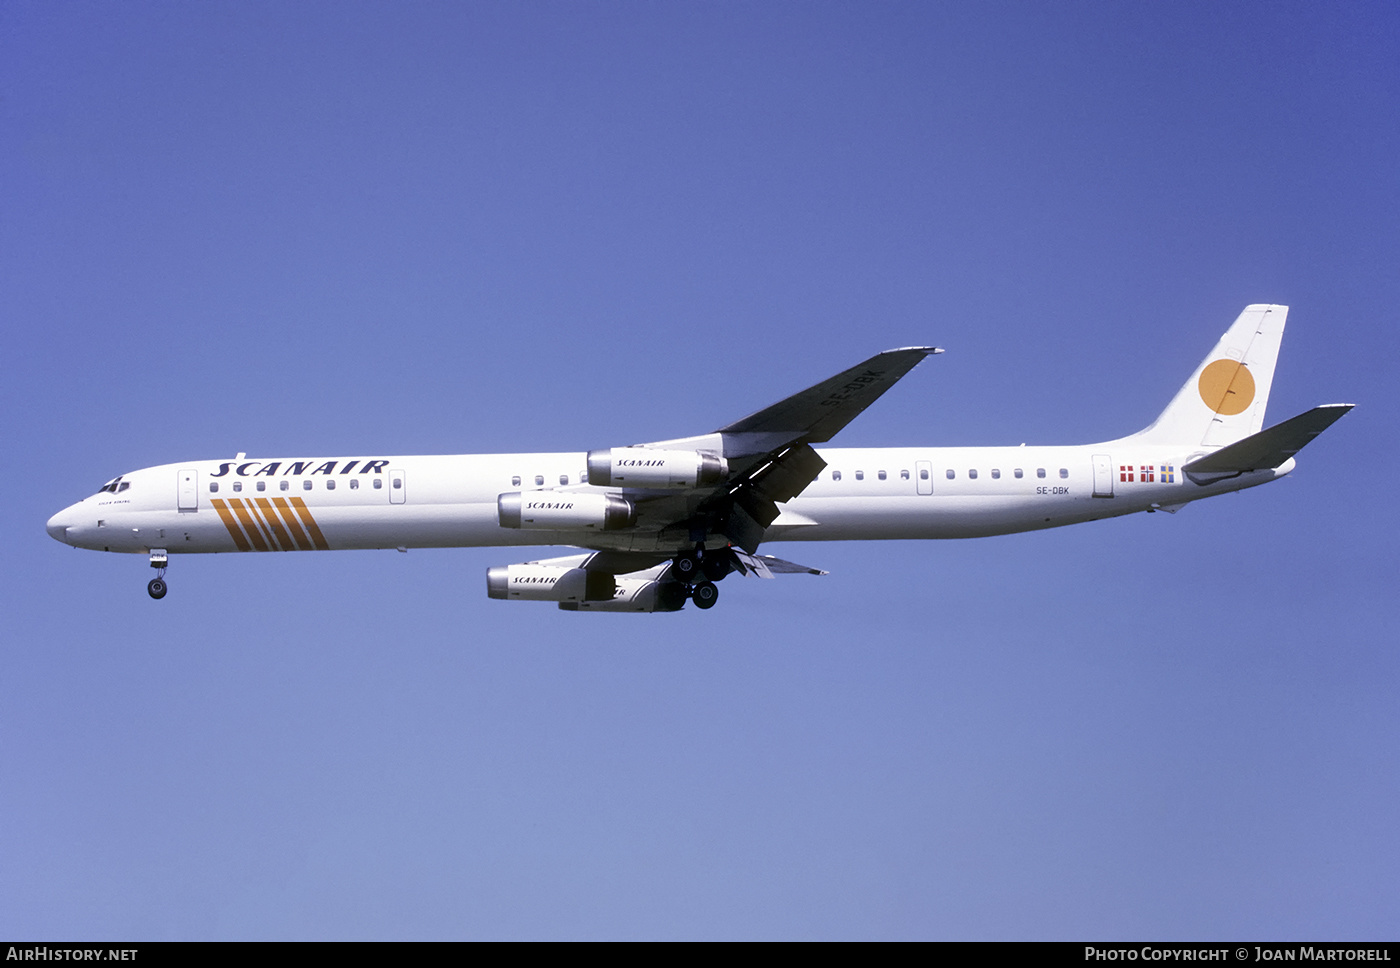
[485,559,686,612]
[486,563,617,603]
[557,576,687,613]
[497,491,636,531]
[586,448,728,488]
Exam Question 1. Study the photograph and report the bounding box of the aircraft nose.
[46,508,73,544]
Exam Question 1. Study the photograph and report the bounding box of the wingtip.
[885,345,943,355]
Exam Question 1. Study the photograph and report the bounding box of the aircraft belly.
[775,496,1082,541]
[113,502,527,553]
[312,503,518,550]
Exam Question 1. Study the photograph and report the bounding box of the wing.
[590,346,941,553]
[717,345,943,444]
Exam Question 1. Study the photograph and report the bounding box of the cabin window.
[946,469,955,480]
[832,470,842,481]
[209,482,219,493]
[581,471,589,483]
[326,479,336,490]
[878,470,887,481]
[535,475,544,486]
[559,474,569,486]
[1037,468,1046,478]
[1014,468,1024,479]
[280,480,289,491]
[855,470,864,481]
[512,475,521,486]
[991,468,1001,479]
[350,478,359,490]
[373,478,383,489]
[232,481,242,492]
[303,480,313,490]
[256,481,266,492]
[902,469,911,480]
[393,478,402,489]
[1059,468,1069,479]
[919,468,929,480]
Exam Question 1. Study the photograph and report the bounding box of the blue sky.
[4,1,1397,940]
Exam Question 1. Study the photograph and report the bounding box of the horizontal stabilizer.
[1183,404,1353,478]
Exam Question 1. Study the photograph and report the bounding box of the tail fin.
[1131,304,1288,447]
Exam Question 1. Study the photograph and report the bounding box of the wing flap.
[706,442,829,552]
[732,548,828,578]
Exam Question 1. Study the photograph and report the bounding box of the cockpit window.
[97,477,130,494]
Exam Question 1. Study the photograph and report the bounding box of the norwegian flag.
[1140,465,1155,483]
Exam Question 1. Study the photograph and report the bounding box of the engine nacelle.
[586,448,728,488]
[497,491,636,531]
[558,577,688,613]
[486,564,617,603]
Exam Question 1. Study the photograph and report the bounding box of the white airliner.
[47,305,1349,611]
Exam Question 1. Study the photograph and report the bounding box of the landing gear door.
[178,468,199,510]
[1092,454,1114,498]
[390,468,406,504]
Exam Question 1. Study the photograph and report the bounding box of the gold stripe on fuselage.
[210,499,252,552]
[253,497,296,550]
[289,496,330,551]
[227,498,270,551]
[270,497,312,550]
[211,494,330,551]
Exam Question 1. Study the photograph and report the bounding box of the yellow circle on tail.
[1197,359,1255,415]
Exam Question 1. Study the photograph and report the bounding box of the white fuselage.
[45,443,1289,557]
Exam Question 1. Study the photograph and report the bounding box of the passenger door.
[178,468,198,510]
[1092,455,1114,498]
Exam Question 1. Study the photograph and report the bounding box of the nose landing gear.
[147,549,168,600]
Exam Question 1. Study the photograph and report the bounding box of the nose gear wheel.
[147,549,168,600]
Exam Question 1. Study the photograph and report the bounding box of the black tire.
[147,578,167,600]
[692,580,719,609]
[701,554,731,581]
[673,554,699,581]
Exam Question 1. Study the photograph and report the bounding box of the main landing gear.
[147,549,168,600]
[672,542,732,610]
